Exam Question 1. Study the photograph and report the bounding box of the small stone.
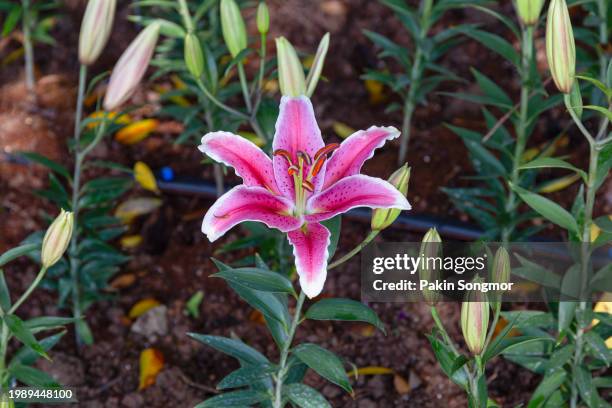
[131,305,168,338]
[121,392,144,408]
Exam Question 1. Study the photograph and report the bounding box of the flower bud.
[460,277,489,355]
[79,0,116,65]
[492,247,511,285]
[103,22,160,111]
[276,37,306,97]
[419,228,441,306]
[220,0,247,58]
[256,2,270,35]
[184,33,204,78]
[514,0,545,26]
[546,0,575,93]
[371,164,410,231]
[305,33,330,97]
[41,209,74,269]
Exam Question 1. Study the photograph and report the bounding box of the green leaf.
[576,366,601,408]
[185,290,204,318]
[194,390,268,407]
[426,334,468,388]
[583,105,612,122]
[187,334,269,365]
[217,364,274,390]
[4,315,50,360]
[527,370,567,408]
[0,243,39,268]
[9,364,59,388]
[228,281,290,329]
[576,75,612,100]
[76,319,94,345]
[292,343,352,393]
[305,298,385,334]
[322,216,341,260]
[471,68,512,107]
[519,157,587,182]
[24,316,74,333]
[0,270,11,312]
[18,152,71,180]
[584,331,611,365]
[212,267,295,295]
[457,27,520,67]
[9,331,65,368]
[557,301,577,336]
[510,183,578,233]
[285,383,332,408]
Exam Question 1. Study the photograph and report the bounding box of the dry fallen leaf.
[129,298,161,319]
[492,316,521,340]
[115,197,162,224]
[115,119,159,145]
[393,374,411,395]
[133,161,159,193]
[347,366,394,378]
[109,273,136,290]
[139,348,164,390]
[120,234,143,249]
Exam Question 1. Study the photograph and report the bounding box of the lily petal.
[273,96,325,198]
[202,186,301,242]
[306,174,411,222]
[287,222,330,298]
[199,131,279,193]
[323,126,400,189]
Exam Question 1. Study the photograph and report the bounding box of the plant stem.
[328,230,379,270]
[68,116,108,345]
[570,142,599,408]
[237,63,253,112]
[483,302,501,352]
[22,0,35,98]
[204,108,225,196]
[273,291,306,408]
[194,78,249,121]
[0,321,8,388]
[397,49,422,165]
[502,25,533,244]
[74,65,88,151]
[9,266,47,315]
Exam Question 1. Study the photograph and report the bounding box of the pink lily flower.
[199,96,411,298]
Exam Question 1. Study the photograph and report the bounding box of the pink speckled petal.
[272,96,325,199]
[305,174,411,222]
[199,131,279,194]
[322,126,400,189]
[202,186,300,242]
[287,222,330,298]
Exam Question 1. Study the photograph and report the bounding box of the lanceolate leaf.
[292,343,352,393]
[0,243,39,268]
[527,370,567,408]
[3,315,50,361]
[519,157,587,182]
[305,298,385,334]
[187,334,269,365]
[510,183,579,233]
[9,364,59,388]
[212,267,295,295]
[285,383,332,408]
[194,390,269,408]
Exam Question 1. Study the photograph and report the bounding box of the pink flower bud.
[78,0,116,65]
[103,23,160,111]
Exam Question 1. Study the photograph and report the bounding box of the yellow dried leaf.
[592,293,612,327]
[129,298,161,319]
[347,366,395,378]
[115,119,159,145]
[393,374,411,395]
[536,173,580,193]
[332,122,356,139]
[120,235,143,249]
[522,147,540,162]
[134,161,159,193]
[115,197,162,224]
[139,348,164,390]
[238,131,266,147]
[170,74,187,90]
[109,273,136,290]
[86,111,131,130]
[263,79,279,93]
[365,78,386,105]
[591,223,601,243]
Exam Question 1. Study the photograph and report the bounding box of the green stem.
[570,142,599,408]
[502,25,533,244]
[273,291,306,408]
[68,117,108,345]
[398,49,422,165]
[204,108,224,196]
[0,321,9,388]
[74,65,87,152]
[9,266,47,315]
[194,78,249,121]
[483,302,501,352]
[22,0,35,97]
[430,306,472,384]
[237,63,253,113]
[177,0,194,32]
[328,230,379,270]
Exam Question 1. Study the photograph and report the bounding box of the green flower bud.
[41,209,74,269]
[256,2,270,35]
[79,0,116,65]
[371,164,410,231]
[514,0,545,26]
[460,277,489,355]
[220,0,247,58]
[275,37,306,97]
[492,247,511,285]
[419,228,442,306]
[0,393,14,408]
[184,33,204,78]
[546,0,575,94]
[104,22,160,111]
[305,33,330,97]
